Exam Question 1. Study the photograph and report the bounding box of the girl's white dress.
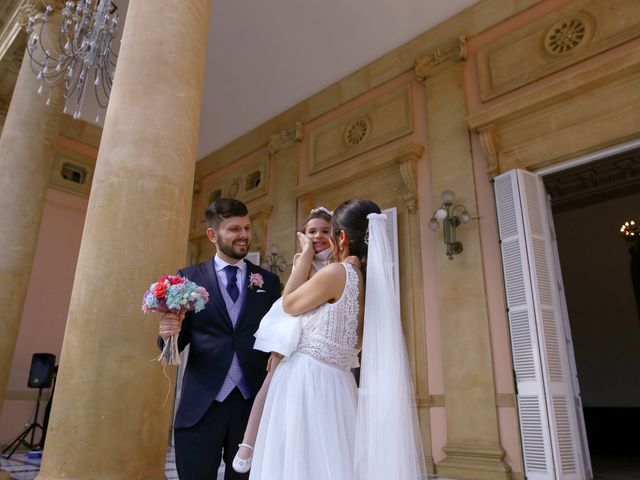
[249,262,360,480]
[253,248,331,357]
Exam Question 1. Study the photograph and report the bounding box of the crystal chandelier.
[25,0,120,121]
[621,220,638,241]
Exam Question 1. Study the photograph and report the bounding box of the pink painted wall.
[297,70,449,462]
[0,188,87,446]
[463,0,640,473]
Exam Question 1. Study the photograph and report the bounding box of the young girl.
[232,206,334,473]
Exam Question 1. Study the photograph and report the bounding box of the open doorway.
[542,147,640,480]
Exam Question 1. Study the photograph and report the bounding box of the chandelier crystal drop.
[25,0,119,121]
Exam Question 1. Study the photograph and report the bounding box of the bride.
[249,199,426,480]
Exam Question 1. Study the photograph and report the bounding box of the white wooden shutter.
[545,196,593,480]
[494,169,588,480]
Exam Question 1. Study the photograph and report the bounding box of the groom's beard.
[217,236,251,260]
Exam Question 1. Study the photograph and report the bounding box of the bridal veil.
[354,212,427,479]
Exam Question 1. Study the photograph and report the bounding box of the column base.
[425,454,436,474]
[436,442,512,480]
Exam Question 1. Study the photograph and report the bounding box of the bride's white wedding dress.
[249,262,360,480]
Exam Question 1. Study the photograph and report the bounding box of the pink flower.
[248,273,264,289]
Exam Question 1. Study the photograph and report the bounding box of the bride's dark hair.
[331,199,381,275]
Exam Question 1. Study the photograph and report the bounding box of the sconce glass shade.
[434,208,448,220]
[459,210,471,224]
[441,190,455,205]
[270,244,279,255]
[428,218,440,231]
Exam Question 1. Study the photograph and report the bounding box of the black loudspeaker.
[27,353,56,389]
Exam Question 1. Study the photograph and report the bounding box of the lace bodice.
[296,262,360,369]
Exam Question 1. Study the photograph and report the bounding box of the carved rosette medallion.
[543,15,593,56]
[343,117,371,147]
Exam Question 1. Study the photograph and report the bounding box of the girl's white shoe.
[232,443,254,473]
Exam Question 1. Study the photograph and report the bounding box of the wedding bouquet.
[142,274,209,365]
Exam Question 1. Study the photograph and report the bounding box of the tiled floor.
[0,448,226,480]
[10,449,637,480]
[1,448,458,479]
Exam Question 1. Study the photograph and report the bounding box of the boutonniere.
[248,272,264,290]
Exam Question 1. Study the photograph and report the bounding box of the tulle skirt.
[253,298,301,357]
[249,352,358,480]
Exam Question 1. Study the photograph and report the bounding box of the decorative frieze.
[414,36,467,83]
[475,0,640,101]
[468,45,640,176]
[200,154,270,219]
[268,121,304,155]
[297,142,424,216]
[544,147,640,211]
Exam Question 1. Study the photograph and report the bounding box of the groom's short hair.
[206,198,249,229]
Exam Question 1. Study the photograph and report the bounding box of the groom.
[158,198,280,479]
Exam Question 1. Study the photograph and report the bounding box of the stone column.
[37,1,212,479]
[0,32,64,411]
[416,39,512,480]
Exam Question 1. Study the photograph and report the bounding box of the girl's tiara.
[310,206,333,216]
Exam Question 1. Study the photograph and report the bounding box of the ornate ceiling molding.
[414,36,467,83]
[268,121,304,155]
[544,147,640,211]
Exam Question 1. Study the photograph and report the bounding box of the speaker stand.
[2,387,44,459]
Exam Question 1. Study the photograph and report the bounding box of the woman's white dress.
[253,249,332,358]
[249,262,360,480]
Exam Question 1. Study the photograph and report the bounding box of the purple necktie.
[224,265,239,303]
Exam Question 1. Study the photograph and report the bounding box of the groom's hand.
[159,312,185,339]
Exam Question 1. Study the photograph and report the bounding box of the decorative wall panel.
[307,84,413,174]
[200,154,270,220]
[476,0,640,101]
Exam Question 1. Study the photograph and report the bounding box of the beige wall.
[0,188,87,446]
[192,2,640,478]
[2,0,639,478]
[194,70,447,466]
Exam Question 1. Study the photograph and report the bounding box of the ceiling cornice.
[196,0,541,174]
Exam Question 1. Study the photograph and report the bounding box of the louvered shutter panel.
[546,198,593,480]
[494,170,588,480]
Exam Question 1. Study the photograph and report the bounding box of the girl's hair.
[301,206,333,232]
[331,199,381,275]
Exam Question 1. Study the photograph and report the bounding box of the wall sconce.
[261,244,288,276]
[428,190,471,260]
